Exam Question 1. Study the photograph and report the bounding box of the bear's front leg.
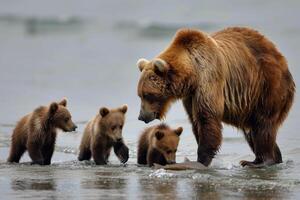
[196,111,222,166]
[27,141,44,165]
[93,151,107,165]
[147,148,167,166]
[42,142,55,165]
[113,141,129,164]
[91,143,107,165]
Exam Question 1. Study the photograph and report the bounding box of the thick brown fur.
[137,123,182,166]
[137,27,295,167]
[78,105,129,165]
[7,98,77,165]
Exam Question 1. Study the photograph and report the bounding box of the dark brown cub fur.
[7,98,77,165]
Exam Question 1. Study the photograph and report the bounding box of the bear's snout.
[72,124,78,131]
[138,111,156,124]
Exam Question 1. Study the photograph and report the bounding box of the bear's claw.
[240,159,275,168]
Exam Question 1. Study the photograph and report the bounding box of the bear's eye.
[65,117,70,123]
[166,150,172,154]
[111,125,117,131]
[143,93,152,99]
[143,93,159,103]
[120,125,123,129]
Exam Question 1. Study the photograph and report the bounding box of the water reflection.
[10,168,56,191]
[238,168,289,200]
[138,177,178,199]
[191,182,221,200]
[80,170,128,199]
[81,177,127,190]
[11,178,56,191]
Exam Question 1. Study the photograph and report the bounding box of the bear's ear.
[155,131,164,140]
[137,58,149,72]
[119,104,128,114]
[49,102,59,115]
[174,127,183,136]
[153,58,169,76]
[100,107,110,117]
[58,98,67,107]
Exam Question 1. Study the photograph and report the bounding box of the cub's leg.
[105,149,111,163]
[27,141,44,165]
[7,143,26,163]
[137,145,148,165]
[114,141,129,164]
[78,146,92,161]
[147,148,167,166]
[42,142,55,165]
[91,142,106,165]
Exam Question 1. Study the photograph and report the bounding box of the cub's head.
[152,124,183,164]
[49,98,77,132]
[137,58,175,123]
[99,105,128,142]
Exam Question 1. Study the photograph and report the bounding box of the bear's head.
[137,58,175,123]
[152,124,183,164]
[49,98,77,132]
[99,105,128,142]
[136,29,219,123]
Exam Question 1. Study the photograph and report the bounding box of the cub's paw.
[114,143,129,163]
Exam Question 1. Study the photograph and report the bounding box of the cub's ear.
[174,127,183,136]
[119,104,128,114]
[137,58,149,72]
[100,107,110,117]
[155,131,164,140]
[153,58,169,76]
[49,102,59,115]
[58,98,67,107]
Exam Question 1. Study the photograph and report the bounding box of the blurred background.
[0,0,298,149]
[0,0,299,199]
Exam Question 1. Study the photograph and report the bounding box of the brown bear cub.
[7,98,77,165]
[137,123,183,166]
[78,105,129,165]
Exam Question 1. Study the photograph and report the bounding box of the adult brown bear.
[136,27,295,167]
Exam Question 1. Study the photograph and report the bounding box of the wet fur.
[137,124,180,166]
[139,27,295,166]
[7,99,75,165]
[78,106,129,165]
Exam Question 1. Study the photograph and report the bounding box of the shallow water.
[0,0,300,199]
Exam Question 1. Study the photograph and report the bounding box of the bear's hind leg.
[274,143,282,163]
[241,129,263,166]
[240,125,281,167]
[7,144,26,163]
[78,147,92,161]
[27,143,44,165]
